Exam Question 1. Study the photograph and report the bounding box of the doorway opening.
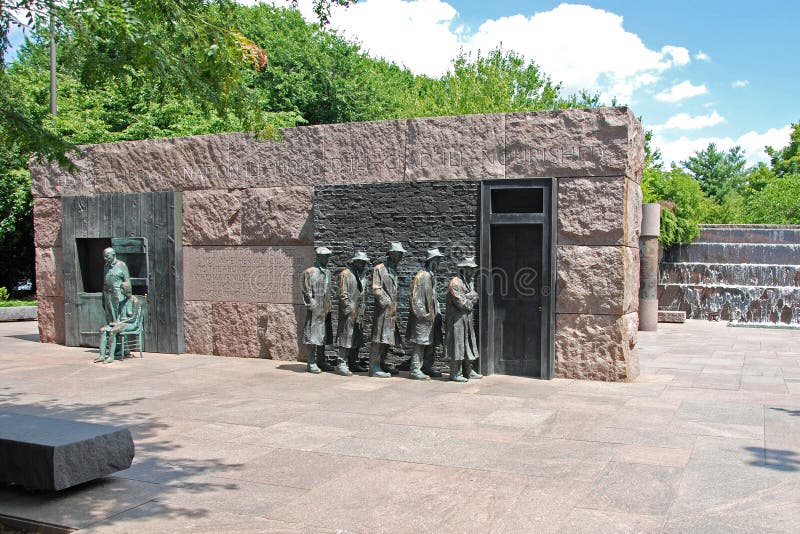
[479,179,555,378]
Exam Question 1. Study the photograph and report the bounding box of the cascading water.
[658,225,800,326]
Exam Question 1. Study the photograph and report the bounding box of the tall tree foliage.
[642,132,711,247]
[0,2,602,292]
[402,49,599,117]
[682,142,747,203]
[767,121,800,177]
[644,123,800,246]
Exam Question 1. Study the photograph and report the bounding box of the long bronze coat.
[370,262,402,345]
[103,259,130,322]
[301,266,333,346]
[444,275,479,361]
[336,267,367,349]
[406,269,443,346]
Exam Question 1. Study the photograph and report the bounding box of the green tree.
[767,122,800,177]
[682,142,746,203]
[743,174,800,223]
[2,2,604,292]
[402,49,599,117]
[1,0,356,166]
[643,155,710,248]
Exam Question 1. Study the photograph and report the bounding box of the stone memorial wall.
[31,107,644,381]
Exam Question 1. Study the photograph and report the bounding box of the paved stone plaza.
[1,320,799,533]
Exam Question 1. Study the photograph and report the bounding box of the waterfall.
[658,225,800,325]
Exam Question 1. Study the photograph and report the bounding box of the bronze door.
[480,179,555,378]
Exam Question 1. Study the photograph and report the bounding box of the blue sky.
[295,0,799,165]
[7,1,798,165]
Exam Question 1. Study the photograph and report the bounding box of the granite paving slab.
[0,319,798,532]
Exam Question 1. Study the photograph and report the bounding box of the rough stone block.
[556,246,638,315]
[35,247,63,298]
[658,310,686,323]
[241,187,314,245]
[33,197,62,247]
[0,412,134,491]
[627,114,645,183]
[323,120,406,184]
[626,177,643,245]
[555,312,639,381]
[0,306,37,321]
[31,129,319,195]
[183,300,213,355]
[404,114,505,181]
[37,297,65,344]
[0,412,135,491]
[506,107,640,178]
[212,302,260,357]
[558,177,627,246]
[625,245,641,314]
[182,189,242,245]
[258,303,305,360]
[228,127,324,188]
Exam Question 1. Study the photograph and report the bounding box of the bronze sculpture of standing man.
[302,246,334,374]
[102,247,130,323]
[335,251,371,376]
[406,248,445,379]
[369,242,406,378]
[445,256,482,382]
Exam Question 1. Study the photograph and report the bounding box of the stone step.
[663,243,800,265]
[697,225,800,244]
[660,263,800,287]
[658,283,800,324]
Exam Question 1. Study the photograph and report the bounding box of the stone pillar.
[639,203,661,331]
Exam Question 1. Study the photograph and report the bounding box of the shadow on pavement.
[745,446,800,472]
[771,406,800,417]
[0,389,245,530]
[7,334,40,343]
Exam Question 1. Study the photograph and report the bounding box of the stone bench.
[658,310,686,323]
[0,306,37,322]
[0,412,135,491]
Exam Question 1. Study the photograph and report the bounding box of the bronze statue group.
[95,247,141,363]
[302,243,482,382]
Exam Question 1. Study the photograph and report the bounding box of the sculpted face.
[103,248,115,265]
[317,254,330,267]
[352,259,367,273]
[463,266,476,279]
[428,257,441,272]
[122,282,132,297]
[388,251,403,264]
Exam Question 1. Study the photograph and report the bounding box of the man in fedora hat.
[369,242,406,378]
[445,256,482,382]
[406,248,445,379]
[302,246,334,373]
[335,251,371,376]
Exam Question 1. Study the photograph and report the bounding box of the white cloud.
[654,80,708,103]
[694,51,711,62]
[465,4,690,102]
[300,0,463,77]
[651,111,726,132]
[653,125,793,166]
[297,1,692,103]
[732,79,750,88]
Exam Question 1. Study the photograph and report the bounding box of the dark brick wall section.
[314,180,480,369]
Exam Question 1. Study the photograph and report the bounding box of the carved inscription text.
[184,246,314,303]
